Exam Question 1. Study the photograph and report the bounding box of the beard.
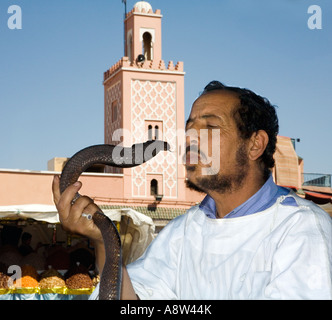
[185,143,249,194]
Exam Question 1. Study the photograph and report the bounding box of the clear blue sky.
[1,0,331,176]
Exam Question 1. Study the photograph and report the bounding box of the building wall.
[273,136,302,189]
[0,170,55,206]
[0,168,203,208]
[0,169,124,206]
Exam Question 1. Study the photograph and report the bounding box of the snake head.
[162,141,171,151]
[153,140,171,153]
[141,140,171,161]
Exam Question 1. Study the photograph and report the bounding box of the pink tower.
[103,1,187,203]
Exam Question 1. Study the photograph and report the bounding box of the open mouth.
[185,152,200,165]
[183,144,208,166]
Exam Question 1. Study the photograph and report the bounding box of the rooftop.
[101,204,188,221]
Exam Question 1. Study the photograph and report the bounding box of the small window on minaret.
[112,101,118,122]
[148,125,153,140]
[143,32,152,60]
[127,34,133,62]
[146,121,163,141]
[150,179,158,196]
[154,125,159,140]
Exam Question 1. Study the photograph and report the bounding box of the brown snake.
[59,140,170,299]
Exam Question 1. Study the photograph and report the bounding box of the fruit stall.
[0,205,155,300]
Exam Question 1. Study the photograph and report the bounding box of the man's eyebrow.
[200,114,223,121]
[186,114,223,127]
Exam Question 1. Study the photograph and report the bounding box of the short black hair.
[21,232,32,242]
[201,80,279,179]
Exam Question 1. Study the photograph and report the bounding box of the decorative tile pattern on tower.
[131,79,177,198]
[105,81,122,174]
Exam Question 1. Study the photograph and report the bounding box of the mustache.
[186,145,198,154]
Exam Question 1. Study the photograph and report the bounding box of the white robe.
[127,193,332,299]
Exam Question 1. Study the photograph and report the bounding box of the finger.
[79,202,101,224]
[52,175,61,205]
[57,181,82,221]
[70,195,94,221]
[57,196,91,233]
[66,196,102,241]
[81,201,102,215]
[78,200,103,225]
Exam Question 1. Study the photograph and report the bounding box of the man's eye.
[206,124,218,128]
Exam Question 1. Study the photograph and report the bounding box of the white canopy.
[0,204,153,224]
[0,204,60,223]
[0,204,155,264]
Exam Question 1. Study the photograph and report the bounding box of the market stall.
[0,204,155,300]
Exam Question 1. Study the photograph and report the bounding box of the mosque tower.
[103,1,187,202]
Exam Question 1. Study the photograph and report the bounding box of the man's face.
[185,91,249,194]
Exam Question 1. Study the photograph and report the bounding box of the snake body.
[59,140,169,299]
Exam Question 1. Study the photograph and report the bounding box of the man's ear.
[248,130,269,161]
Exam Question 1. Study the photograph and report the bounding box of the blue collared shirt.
[199,175,297,219]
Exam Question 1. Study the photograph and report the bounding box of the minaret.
[103,1,186,202]
[124,1,162,64]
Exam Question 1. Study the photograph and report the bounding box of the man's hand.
[52,175,138,299]
[52,175,103,243]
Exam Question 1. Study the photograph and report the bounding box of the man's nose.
[185,128,199,148]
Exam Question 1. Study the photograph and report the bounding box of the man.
[53,81,332,299]
[18,232,34,256]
